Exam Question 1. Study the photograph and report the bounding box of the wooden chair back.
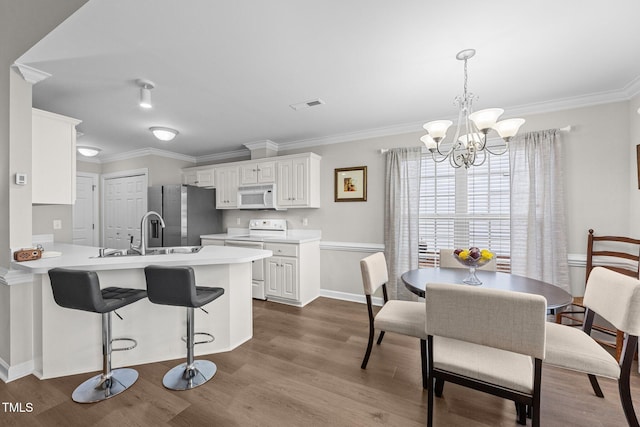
[586,229,640,282]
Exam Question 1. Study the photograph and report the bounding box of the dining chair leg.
[619,335,639,427]
[361,326,375,369]
[420,339,427,389]
[376,330,385,345]
[515,403,526,425]
[619,376,639,427]
[435,378,444,397]
[588,374,604,398]
[426,336,434,427]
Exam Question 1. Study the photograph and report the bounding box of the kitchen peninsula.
[11,242,271,380]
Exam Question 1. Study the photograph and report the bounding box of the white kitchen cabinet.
[182,166,214,188]
[265,256,298,300]
[214,165,239,208]
[32,108,82,205]
[276,153,321,208]
[240,161,276,185]
[264,241,320,306]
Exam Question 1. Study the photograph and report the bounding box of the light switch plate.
[15,173,27,185]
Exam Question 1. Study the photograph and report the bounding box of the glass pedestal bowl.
[452,252,494,285]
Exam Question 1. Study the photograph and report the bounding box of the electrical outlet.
[53,219,62,230]
[302,218,308,226]
[236,217,241,225]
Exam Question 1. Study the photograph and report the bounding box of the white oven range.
[224,219,288,300]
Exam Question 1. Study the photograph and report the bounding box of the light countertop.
[201,229,321,244]
[11,242,272,274]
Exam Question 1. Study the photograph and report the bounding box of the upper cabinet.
[181,152,321,210]
[240,161,276,185]
[183,167,214,188]
[215,165,239,209]
[277,153,321,208]
[32,108,81,204]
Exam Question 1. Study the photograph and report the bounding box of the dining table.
[401,267,573,312]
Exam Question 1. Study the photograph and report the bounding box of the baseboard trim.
[0,357,34,383]
[319,289,383,306]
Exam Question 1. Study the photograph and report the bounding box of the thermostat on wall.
[15,173,27,185]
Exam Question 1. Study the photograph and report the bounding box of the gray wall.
[220,101,634,297]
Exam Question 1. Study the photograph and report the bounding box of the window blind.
[418,147,511,271]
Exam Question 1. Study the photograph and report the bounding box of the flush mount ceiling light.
[420,49,525,169]
[150,126,178,141]
[136,79,155,109]
[77,146,102,157]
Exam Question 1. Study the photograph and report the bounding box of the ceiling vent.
[289,98,325,111]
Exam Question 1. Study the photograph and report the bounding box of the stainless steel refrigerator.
[147,185,223,247]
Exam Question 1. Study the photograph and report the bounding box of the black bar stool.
[48,268,147,403]
[144,265,224,391]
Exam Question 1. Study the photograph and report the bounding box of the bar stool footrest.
[181,332,214,345]
[111,337,138,352]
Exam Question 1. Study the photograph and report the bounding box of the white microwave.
[237,184,284,210]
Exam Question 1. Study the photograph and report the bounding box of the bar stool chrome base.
[72,367,139,403]
[162,360,217,390]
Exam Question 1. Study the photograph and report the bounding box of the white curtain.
[384,147,422,300]
[509,129,570,292]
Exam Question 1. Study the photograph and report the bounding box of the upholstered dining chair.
[360,252,427,388]
[545,266,640,427]
[555,229,640,361]
[439,248,497,271]
[425,282,547,427]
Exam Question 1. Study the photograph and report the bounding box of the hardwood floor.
[1,297,638,426]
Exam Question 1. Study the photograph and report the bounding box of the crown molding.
[243,139,279,152]
[99,147,197,164]
[88,78,640,164]
[11,62,51,84]
[195,149,251,164]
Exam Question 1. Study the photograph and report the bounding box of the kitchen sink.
[94,246,202,258]
[145,246,203,255]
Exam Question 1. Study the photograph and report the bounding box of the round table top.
[401,267,572,310]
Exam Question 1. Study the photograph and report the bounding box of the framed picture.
[335,166,367,202]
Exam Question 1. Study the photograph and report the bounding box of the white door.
[73,173,98,246]
[104,174,147,249]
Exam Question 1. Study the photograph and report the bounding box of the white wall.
[629,94,640,238]
[1,0,88,380]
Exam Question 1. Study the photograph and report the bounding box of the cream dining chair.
[545,266,640,426]
[360,252,427,388]
[439,248,497,271]
[425,282,547,426]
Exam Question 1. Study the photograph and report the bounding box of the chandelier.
[420,49,525,168]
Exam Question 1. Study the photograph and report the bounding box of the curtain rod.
[378,125,572,154]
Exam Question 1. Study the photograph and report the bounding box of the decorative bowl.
[452,248,494,285]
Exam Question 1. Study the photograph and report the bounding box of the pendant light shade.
[136,79,155,109]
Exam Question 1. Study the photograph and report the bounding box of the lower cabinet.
[266,256,298,300]
[264,241,320,306]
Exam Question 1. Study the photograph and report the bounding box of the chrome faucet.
[131,211,165,255]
